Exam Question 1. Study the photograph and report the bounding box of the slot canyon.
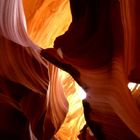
[0,0,140,140]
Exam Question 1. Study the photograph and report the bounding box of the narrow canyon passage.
[0,0,140,140]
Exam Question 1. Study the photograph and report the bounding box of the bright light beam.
[77,86,87,100]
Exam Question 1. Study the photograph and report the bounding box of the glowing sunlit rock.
[77,86,87,100]
[128,82,137,91]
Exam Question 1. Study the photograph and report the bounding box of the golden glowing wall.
[23,1,86,139]
[23,0,72,49]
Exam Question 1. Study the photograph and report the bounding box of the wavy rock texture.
[0,0,85,140]
[41,0,140,140]
[0,0,140,140]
